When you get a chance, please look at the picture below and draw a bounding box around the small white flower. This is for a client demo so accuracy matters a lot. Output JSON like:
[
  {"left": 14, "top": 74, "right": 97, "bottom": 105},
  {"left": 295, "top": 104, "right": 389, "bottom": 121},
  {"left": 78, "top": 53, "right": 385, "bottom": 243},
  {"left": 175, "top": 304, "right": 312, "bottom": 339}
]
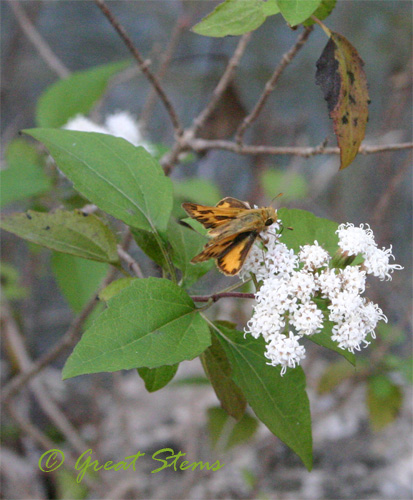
[
  {"left": 240, "top": 243, "right": 270, "bottom": 281},
  {"left": 316, "top": 269, "right": 341, "bottom": 299},
  {"left": 63, "top": 115, "right": 108, "bottom": 134},
  {"left": 328, "top": 291, "right": 364, "bottom": 323},
  {"left": 331, "top": 318, "right": 369, "bottom": 352},
  {"left": 299, "top": 241, "right": 331, "bottom": 270},
  {"left": 290, "top": 301, "right": 324, "bottom": 336},
  {"left": 245, "top": 305, "right": 285, "bottom": 341},
  {"left": 330, "top": 298, "right": 386, "bottom": 352},
  {"left": 337, "top": 223, "right": 377, "bottom": 255},
  {"left": 363, "top": 245, "right": 404, "bottom": 281},
  {"left": 266, "top": 240, "right": 299, "bottom": 276},
  {"left": 240, "top": 235, "right": 297, "bottom": 282},
  {"left": 264, "top": 332, "right": 306, "bottom": 375},
  {"left": 255, "top": 276, "right": 296, "bottom": 313},
  {"left": 358, "top": 301, "right": 387, "bottom": 334},
  {"left": 64, "top": 111, "right": 155, "bottom": 152},
  {"left": 104, "top": 111, "right": 145, "bottom": 148},
  {"left": 288, "top": 270, "right": 318, "bottom": 302},
  {"left": 339, "top": 266, "right": 366, "bottom": 294}
]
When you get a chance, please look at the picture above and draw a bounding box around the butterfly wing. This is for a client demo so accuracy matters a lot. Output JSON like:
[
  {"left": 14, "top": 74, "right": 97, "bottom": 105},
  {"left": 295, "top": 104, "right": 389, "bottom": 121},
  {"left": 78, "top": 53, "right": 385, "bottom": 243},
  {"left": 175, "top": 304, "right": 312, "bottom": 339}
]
[
  {"left": 217, "top": 231, "right": 258, "bottom": 275},
  {"left": 182, "top": 202, "right": 245, "bottom": 230},
  {"left": 192, "top": 230, "right": 258, "bottom": 275},
  {"left": 216, "top": 197, "right": 251, "bottom": 209}
]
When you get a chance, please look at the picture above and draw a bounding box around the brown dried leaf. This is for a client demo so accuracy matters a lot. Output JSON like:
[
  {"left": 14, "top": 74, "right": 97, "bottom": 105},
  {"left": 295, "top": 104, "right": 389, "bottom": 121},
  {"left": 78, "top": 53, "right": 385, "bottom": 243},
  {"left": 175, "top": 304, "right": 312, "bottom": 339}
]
[{"left": 316, "top": 32, "right": 370, "bottom": 169}]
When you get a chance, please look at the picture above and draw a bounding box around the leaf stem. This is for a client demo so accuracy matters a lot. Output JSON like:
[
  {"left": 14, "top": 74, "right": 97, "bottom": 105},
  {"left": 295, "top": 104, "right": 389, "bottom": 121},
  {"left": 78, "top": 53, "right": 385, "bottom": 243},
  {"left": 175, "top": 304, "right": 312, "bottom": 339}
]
[
  {"left": 311, "top": 16, "right": 332, "bottom": 37},
  {"left": 192, "top": 292, "right": 255, "bottom": 303},
  {"left": 200, "top": 313, "right": 236, "bottom": 346},
  {"left": 152, "top": 230, "right": 178, "bottom": 284}
]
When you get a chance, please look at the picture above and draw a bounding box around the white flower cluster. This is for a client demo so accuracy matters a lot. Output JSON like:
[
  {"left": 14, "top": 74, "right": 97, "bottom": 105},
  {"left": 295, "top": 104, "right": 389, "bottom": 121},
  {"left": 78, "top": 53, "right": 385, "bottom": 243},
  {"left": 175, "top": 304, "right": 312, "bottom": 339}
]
[
  {"left": 64, "top": 111, "right": 155, "bottom": 153},
  {"left": 243, "top": 223, "right": 402, "bottom": 375},
  {"left": 337, "top": 223, "right": 403, "bottom": 280}
]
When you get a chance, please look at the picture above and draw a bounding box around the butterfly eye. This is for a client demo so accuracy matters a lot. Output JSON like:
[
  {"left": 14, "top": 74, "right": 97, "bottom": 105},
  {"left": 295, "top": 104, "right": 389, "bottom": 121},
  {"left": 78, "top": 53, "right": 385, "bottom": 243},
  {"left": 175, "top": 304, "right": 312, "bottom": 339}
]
[{"left": 265, "top": 218, "right": 273, "bottom": 226}]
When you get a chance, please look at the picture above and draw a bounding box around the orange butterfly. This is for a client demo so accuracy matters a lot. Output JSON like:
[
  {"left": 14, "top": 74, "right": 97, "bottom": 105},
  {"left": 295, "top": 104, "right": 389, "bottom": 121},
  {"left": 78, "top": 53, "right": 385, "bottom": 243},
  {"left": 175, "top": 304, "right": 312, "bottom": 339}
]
[{"left": 182, "top": 197, "right": 278, "bottom": 276}]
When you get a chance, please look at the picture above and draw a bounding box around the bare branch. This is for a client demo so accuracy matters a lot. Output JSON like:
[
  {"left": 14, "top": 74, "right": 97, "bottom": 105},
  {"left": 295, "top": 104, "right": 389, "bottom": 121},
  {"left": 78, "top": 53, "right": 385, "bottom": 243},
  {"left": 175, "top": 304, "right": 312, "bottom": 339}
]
[
  {"left": 7, "top": 0, "right": 70, "bottom": 78},
  {"left": 94, "top": 0, "right": 183, "bottom": 136},
  {"left": 373, "top": 151, "right": 412, "bottom": 225},
  {"left": 235, "top": 26, "right": 313, "bottom": 144},
  {"left": 117, "top": 245, "right": 144, "bottom": 278},
  {"left": 187, "top": 137, "right": 413, "bottom": 157},
  {"left": 159, "top": 32, "right": 251, "bottom": 174},
  {"left": 192, "top": 292, "right": 255, "bottom": 303},
  {"left": 1, "top": 300, "right": 89, "bottom": 455},
  {"left": 140, "top": 17, "right": 188, "bottom": 130},
  {"left": 192, "top": 32, "right": 252, "bottom": 136},
  {"left": 4, "top": 400, "right": 101, "bottom": 491},
  {"left": 1, "top": 266, "right": 117, "bottom": 404}
]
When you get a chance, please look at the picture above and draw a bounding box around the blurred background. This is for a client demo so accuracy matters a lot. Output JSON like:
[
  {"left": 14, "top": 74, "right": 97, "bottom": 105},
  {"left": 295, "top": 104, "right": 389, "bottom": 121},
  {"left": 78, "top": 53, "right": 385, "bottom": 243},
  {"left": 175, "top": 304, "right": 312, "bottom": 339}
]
[{"left": 1, "top": 1, "right": 412, "bottom": 499}]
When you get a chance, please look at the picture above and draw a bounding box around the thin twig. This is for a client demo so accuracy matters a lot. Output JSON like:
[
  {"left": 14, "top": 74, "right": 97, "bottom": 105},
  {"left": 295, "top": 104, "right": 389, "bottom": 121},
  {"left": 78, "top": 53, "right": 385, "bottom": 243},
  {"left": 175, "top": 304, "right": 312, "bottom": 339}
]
[
  {"left": 187, "top": 138, "right": 413, "bottom": 157},
  {"left": 1, "top": 300, "right": 89, "bottom": 455},
  {"left": 140, "top": 17, "right": 187, "bottom": 130},
  {"left": 160, "top": 139, "right": 186, "bottom": 175},
  {"left": 373, "top": 151, "right": 412, "bottom": 225},
  {"left": 94, "top": 0, "right": 183, "bottom": 136},
  {"left": 235, "top": 26, "right": 313, "bottom": 144},
  {"left": 192, "top": 292, "right": 255, "bottom": 303},
  {"left": 7, "top": 0, "right": 70, "bottom": 78},
  {"left": 117, "top": 245, "right": 144, "bottom": 278},
  {"left": 1, "top": 266, "right": 117, "bottom": 404},
  {"left": 191, "top": 32, "right": 252, "bottom": 136},
  {"left": 5, "top": 401, "right": 101, "bottom": 491}
]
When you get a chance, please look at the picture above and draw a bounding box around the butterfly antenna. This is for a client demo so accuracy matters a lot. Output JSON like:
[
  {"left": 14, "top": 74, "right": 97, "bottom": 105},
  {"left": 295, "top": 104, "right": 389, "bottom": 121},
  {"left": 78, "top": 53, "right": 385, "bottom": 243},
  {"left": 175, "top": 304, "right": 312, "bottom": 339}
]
[{"left": 270, "top": 193, "right": 284, "bottom": 207}]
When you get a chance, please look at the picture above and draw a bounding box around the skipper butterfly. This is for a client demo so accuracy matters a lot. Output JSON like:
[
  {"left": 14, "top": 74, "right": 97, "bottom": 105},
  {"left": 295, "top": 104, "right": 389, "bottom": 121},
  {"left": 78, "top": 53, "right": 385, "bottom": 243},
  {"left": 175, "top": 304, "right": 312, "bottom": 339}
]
[{"left": 182, "top": 197, "right": 278, "bottom": 276}]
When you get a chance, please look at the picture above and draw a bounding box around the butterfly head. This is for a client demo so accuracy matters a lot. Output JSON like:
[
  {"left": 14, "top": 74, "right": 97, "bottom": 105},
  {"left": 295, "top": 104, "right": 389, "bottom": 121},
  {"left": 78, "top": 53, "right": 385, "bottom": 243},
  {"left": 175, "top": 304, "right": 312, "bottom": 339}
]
[{"left": 262, "top": 207, "right": 278, "bottom": 228}]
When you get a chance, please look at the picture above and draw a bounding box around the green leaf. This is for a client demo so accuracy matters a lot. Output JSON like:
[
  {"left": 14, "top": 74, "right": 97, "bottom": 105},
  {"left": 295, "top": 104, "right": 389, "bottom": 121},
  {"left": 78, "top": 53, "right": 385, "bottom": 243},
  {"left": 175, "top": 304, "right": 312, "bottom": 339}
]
[
  {"left": 168, "top": 219, "right": 214, "bottom": 287},
  {"left": 36, "top": 61, "right": 129, "bottom": 128},
  {"left": 0, "top": 210, "right": 120, "bottom": 264},
  {"left": 1, "top": 139, "right": 51, "bottom": 207},
  {"left": 132, "top": 218, "right": 214, "bottom": 285},
  {"left": 277, "top": 0, "right": 321, "bottom": 26},
  {"left": 278, "top": 208, "right": 339, "bottom": 256},
  {"left": 201, "top": 334, "right": 247, "bottom": 420},
  {"left": 316, "top": 31, "right": 370, "bottom": 169},
  {"left": 172, "top": 176, "right": 222, "bottom": 220},
  {"left": 24, "top": 129, "right": 173, "bottom": 233},
  {"left": 262, "top": 0, "right": 281, "bottom": 17},
  {"left": 99, "top": 278, "right": 136, "bottom": 301},
  {"left": 56, "top": 469, "right": 88, "bottom": 500},
  {"left": 367, "top": 375, "right": 402, "bottom": 431},
  {"left": 131, "top": 227, "right": 167, "bottom": 268},
  {"left": 173, "top": 178, "right": 221, "bottom": 207},
  {"left": 260, "top": 169, "right": 308, "bottom": 202},
  {"left": 137, "top": 364, "right": 179, "bottom": 392},
  {"left": 207, "top": 407, "right": 258, "bottom": 451},
  {"left": 398, "top": 357, "right": 413, "bottom": 384},
  {"left": 62, "top": 278, "right": 211, "bottom": 379},
  {"left": 310, "top": 320, "right": 356, "bottom": 365},
  {"left": 171, "top": 375, "right": 210, "bottom": 386},
  {"left": 192, "top": 0, "right": 267, "bottom": 37},
  {"left": 51, "top": 252, "right": 108, "bottom": 313},
  {"left": 317, "top": 359, "right": 358, "bottom": 393},
  {"left": 376, "top": 322, "right": 405, "bottom": 345},
  {"left": 213, "top": 323, "right": 312, "bottom": 470},
  {"left": 0, "top": 262, "right": 27, "bottom": 300},
  {"left": 303, "top": 0, "right": 337, "bottom": 25}
]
